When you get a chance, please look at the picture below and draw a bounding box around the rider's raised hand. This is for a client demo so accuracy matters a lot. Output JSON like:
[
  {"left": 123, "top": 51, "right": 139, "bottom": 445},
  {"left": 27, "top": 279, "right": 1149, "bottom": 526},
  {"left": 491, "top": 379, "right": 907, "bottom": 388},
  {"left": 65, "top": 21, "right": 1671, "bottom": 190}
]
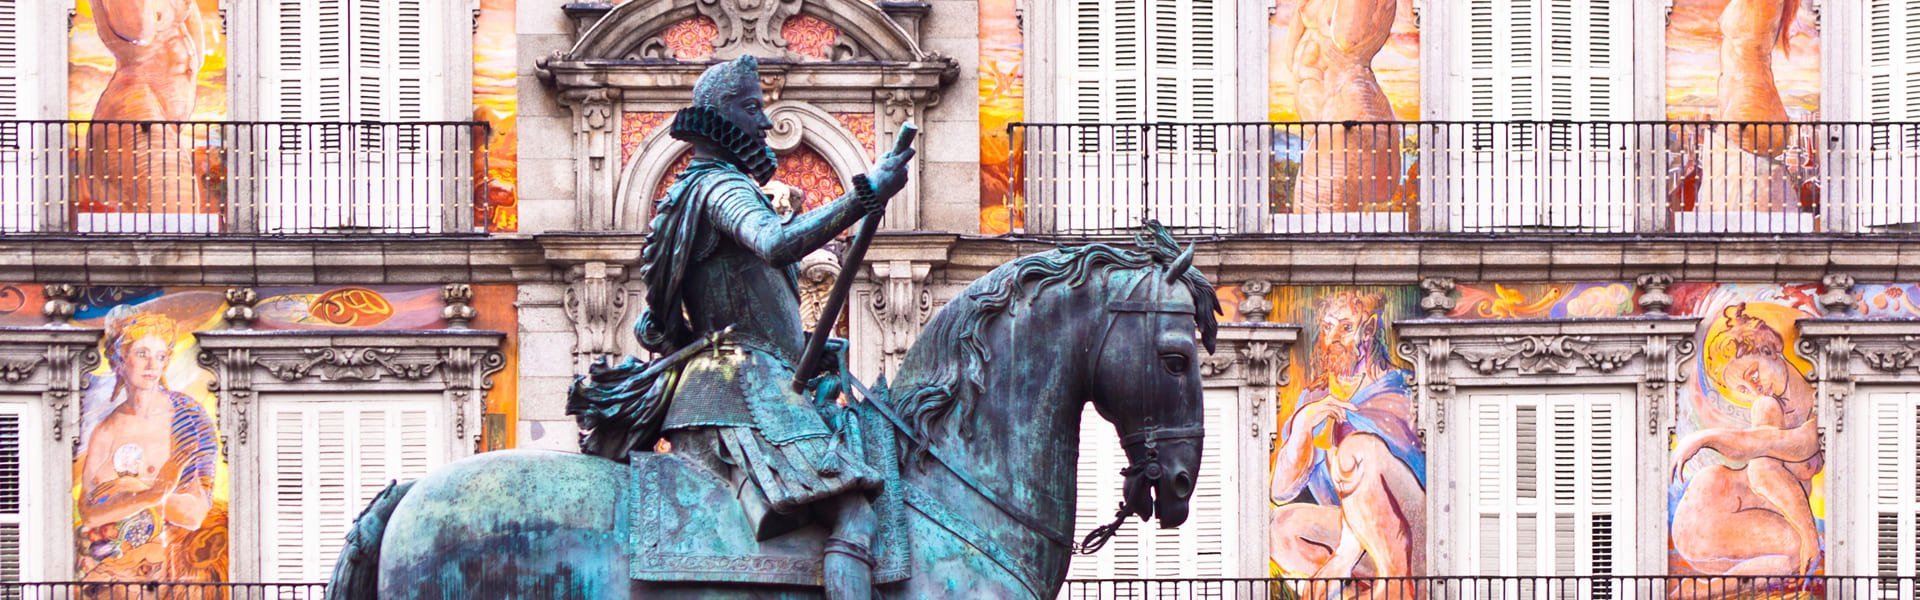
[{"left": 861, "top": 148, "right": 915, "bottom": 213}]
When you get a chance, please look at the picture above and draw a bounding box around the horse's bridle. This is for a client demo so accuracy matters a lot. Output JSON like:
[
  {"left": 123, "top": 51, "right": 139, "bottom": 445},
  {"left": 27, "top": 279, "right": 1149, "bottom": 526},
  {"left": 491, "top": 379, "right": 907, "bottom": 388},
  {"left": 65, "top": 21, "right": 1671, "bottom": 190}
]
[{"left": 1076, "top": 265, "right": 1204, "bottom": 554}]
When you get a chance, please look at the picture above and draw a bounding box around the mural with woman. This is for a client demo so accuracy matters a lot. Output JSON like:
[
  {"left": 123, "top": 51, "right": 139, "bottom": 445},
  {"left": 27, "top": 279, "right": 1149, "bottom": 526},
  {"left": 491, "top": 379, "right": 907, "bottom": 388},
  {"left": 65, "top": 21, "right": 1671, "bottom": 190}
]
[
  {"left": 75, "top": 307, "right": 223, "bottom": 582},
  {"left": 1268, "top": 289, "right": 1426, "bottom": 589},
  {"left": 1668, "top": 288, "right": 1825, "bottom": 584}
]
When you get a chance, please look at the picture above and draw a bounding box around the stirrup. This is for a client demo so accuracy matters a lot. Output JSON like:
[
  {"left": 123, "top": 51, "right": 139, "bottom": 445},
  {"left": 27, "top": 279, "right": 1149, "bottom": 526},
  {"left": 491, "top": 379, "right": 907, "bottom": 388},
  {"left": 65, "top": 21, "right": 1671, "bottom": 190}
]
[{"left": 823, "top": 538, "right": 875, "bottom": 568}]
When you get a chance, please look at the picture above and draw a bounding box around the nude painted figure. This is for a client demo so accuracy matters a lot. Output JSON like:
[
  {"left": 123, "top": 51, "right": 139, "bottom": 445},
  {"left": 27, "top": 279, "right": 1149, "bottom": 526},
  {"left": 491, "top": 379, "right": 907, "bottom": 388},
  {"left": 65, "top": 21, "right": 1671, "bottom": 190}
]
[
  {"left": 1695, "top": 0, "right": 1807, "bottom": 213},
  {"left": 80, "top": 0, "right": 209, "bottom": 214},
  {"left": 1280, "top": 0, "right": 1403, "bottom": 214},
  {"left": 75, "top": 309, "right": 218, "bottom": 582},
  {"left": 1670, "top": 304, "right": 1823, "bottom": 585},
  {"left": 1269, "top": 292, "right": 1425, "bottom": 598}
]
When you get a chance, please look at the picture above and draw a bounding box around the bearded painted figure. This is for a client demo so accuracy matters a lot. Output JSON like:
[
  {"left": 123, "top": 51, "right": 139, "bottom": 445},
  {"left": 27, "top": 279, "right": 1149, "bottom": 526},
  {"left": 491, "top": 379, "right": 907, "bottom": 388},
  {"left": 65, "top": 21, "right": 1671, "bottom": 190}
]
[{"left": 1270, "top": 291, "right": 1425, "bottom": 582}]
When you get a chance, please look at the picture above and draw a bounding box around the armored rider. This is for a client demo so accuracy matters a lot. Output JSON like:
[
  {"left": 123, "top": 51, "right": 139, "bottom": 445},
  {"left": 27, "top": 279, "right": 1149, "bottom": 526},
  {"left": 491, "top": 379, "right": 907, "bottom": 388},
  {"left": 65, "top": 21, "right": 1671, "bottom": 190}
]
[{"left": 571, "top": 56, "right": 914, "bottom": 599}]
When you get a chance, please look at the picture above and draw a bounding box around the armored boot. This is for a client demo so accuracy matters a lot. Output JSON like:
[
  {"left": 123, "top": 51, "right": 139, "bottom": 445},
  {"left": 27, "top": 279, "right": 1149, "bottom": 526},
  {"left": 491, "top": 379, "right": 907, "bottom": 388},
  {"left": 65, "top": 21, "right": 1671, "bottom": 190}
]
[{"left": 823, "top": 538, "right": 875, "bottom": 600}]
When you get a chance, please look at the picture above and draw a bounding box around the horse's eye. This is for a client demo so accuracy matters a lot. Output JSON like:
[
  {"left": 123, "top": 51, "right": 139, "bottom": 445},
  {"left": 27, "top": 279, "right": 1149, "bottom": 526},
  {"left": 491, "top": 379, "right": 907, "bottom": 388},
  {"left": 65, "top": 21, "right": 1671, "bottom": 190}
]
[{"left": 1161, "top": 353, "right": 1189, "bottom": 375}]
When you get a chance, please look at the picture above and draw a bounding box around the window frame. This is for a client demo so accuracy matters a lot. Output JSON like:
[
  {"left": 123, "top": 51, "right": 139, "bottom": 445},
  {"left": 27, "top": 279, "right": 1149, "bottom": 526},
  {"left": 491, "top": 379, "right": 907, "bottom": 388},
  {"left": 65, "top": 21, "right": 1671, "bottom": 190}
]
[
  {"left": 256, "top": 391, "right": 451, "bottom": 580},
  {"left": 1397, "top": 316, "right": 1697, "bottom": 577},
  {"left": 0, "top": 325, "right": 103, "bottom": 580},
  {"left": 1799, "top": 319, "right": 1920, "bottom": 575},
  {"left": 195, "top": 329, "right": 506, "bottom": 581},
  {"left": 1452, "top": 386, "right": 1636, "bottom": 579}
]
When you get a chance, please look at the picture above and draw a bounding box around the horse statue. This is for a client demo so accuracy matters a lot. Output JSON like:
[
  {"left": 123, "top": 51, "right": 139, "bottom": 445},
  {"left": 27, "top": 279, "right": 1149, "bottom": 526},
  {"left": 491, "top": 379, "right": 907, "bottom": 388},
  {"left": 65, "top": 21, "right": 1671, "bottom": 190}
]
[{"left": 322, "top": 227, "right": 1221, "bottom": 599}]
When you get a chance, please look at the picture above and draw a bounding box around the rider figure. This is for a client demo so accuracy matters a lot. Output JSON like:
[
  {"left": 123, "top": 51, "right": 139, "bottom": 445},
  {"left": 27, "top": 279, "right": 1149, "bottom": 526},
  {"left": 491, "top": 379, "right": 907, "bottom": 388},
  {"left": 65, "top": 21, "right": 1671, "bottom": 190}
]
[{"left": 619, "top": 55, "right": 914, "bottom": 599}]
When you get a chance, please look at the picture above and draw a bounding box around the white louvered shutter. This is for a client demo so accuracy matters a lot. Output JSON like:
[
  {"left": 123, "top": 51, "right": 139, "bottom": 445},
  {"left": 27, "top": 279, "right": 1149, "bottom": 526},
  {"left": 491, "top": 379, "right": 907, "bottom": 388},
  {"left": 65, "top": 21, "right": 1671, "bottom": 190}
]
[
  {"left": 1466, "top": 391, "right": 1629, "bottom": 598},
  {"left": 348, "top": 0, "right": 450, "bottom": 231},
  {"left": 259, "top": 0, "right": 350, "bottom": 233},
  {"left": 0, "top": 0, "right": 40, "bottom": 232},
  {"left": 1865, "top": 390, "right": 1920, "bottom": 583},
  {"left": 259, "top": 0, "right": 451, "bottom": 233},
  {"left": 1038, "top": 0, "right": 1147, "bottom": 234},
  {"left": 1450, "top": 0, "right": 1632, "bottom": 231},
  {"left": 262, "top": 396, "right": 447, "bottom": 581},
  {"left": 0, "top": 406, "right": 27, "bottom": 582},
  {"left": 1067, "top": 389, "right": 1239, "bottom": 598},
  {"left": 1854, "top": 1, "right": 1920, "bottom": 230}
]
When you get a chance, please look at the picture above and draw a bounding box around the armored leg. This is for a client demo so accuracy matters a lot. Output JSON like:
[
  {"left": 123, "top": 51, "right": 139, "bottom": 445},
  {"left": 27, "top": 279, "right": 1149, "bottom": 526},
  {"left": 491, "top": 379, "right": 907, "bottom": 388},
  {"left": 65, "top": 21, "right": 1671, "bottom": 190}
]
[{"left": 823, "top": 492, "right": 877, "bottom": 600}]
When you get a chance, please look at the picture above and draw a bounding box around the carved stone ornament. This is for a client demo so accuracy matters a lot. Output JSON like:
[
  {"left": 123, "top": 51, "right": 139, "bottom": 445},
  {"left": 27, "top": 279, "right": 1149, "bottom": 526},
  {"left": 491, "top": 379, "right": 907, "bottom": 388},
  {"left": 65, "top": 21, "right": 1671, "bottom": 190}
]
[
  {"left": 223, "top": 287, "right": 259, "bottom": 329},
  {"left": 43, "top": 283, "right": 77, "bottom": 323},
  {"left": 1397, "top": 318, "right": 1700, "bottom": 436},
  {"left": 1818, "top": 273, "right": 1857, "bottom": 316},
  {"left": 1418, "top": 277, "right": 1456, "bottom": 318},
  {"left": 1451, "top": 335, "right": 1643, "bottom": 376},
  {"left": 1793, "top": 319, "right": 1920, "bottom": 436},
  {"left": 0, "top": 327, "right": 104, "bottom": 443},
  {"left": 866, "top": 259, "right": 932, "bottom": 374},
  {"left": 443, "top": 284, "right": 478, "bottom": 329},
  {"left": 1210, "top": 324, "right": 1299, "bottom": 439},
  {"left": 196, "top": 330, "right": 507, "bottom": 447},
  {"left": 258, "top": 347, "right": 443, "bottom": 383},
  {"left": 1635, "top": 272, "right": 1674, "bottom": 316},
  {"left": 797, "top": 249, "right": 843, "bottom": 333},
  {"left": 0, "top": 355, "right": 43, "bottom": 383},
  {"left": 699, "top": 0, "right": 804, "bottom": 59},
  {"left": 564, "top": 262, "right": 632, "bottom": 370},
  {"left": 1236, "top": 279, "right": 1273, "bottom": 322}
]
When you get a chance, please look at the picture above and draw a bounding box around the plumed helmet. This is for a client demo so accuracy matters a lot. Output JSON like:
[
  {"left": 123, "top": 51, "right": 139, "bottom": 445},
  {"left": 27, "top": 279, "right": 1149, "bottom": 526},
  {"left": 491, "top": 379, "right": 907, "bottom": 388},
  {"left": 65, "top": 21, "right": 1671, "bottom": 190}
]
[{"left": 691, "top": 56, "right": 760, "bottom": 110}]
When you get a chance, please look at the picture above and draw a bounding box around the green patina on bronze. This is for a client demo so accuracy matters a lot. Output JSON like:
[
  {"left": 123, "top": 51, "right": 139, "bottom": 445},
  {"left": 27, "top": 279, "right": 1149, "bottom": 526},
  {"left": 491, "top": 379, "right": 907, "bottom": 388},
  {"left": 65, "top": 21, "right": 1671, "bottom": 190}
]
[{"left": 324, "top": 56, "right": 1220, "bottom": 600}]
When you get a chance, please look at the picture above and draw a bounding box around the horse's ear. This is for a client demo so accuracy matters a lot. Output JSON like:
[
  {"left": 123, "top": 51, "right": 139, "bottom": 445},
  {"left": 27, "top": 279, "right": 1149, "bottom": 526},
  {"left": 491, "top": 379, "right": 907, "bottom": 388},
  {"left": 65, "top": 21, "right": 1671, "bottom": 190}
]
[{"left": 1165, "top": 244, "right": 1195, "bottom": 284}]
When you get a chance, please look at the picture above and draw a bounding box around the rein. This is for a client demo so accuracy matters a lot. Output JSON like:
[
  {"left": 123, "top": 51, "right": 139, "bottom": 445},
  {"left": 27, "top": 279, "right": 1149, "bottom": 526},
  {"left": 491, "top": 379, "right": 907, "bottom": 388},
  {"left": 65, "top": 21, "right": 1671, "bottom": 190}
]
[{"left": 1075, "top": 267, "right": 1204, "bottom": 555}]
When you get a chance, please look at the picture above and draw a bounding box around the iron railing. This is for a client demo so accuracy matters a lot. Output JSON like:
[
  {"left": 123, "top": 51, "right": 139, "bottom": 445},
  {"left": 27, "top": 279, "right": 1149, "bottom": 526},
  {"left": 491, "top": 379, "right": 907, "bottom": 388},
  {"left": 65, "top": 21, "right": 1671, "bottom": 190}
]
[
  {"left": 0, "top": 582, "right": 325, "bottom": 599},
  {"left": 1062, "top": 576, "right": 1920, "bottom": 599},
  {"left": 0, "top": 120, "right": 490, "bottom": 236},
  {"left": 1011, "top": 121, "right": 1920, "bottom": 237},
  {"left": 7, "top": 578, "right": 1920, "bottom": 599}
]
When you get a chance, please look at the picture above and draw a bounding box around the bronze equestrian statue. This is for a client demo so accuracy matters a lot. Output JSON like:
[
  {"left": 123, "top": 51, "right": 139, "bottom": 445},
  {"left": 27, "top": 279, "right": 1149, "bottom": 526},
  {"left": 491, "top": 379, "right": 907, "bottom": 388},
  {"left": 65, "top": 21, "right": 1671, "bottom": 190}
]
[{"left": 325, "top": 56, "right": 1221, "bottom": 599}]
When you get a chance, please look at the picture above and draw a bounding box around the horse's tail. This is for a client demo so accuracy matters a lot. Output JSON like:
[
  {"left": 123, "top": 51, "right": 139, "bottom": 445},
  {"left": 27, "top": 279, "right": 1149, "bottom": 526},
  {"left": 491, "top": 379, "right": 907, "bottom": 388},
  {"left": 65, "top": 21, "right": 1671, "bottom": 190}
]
[{"left": 325, "top": 480, "right": 416, "bottom": 600}]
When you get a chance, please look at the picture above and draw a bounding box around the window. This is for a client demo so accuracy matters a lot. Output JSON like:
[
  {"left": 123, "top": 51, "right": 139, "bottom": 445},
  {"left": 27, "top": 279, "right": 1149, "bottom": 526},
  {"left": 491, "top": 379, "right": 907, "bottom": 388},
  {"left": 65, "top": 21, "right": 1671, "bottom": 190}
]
[
  {"left": 1862, "top": 389, "right": 1920, "bottom": 581},
  {"left": 1448, "top": 0, "right": 1633, "bottom": 231},
  {"left": 1040, "top": 0, "right": 1238, "bottom": 234},
  {"left": 260, "top": 395, "right": 448, "bottom": 580},
  {"left": 0, "top": 0, "right": 43, "bottom": 232},
  {"left": 1068, "top": 388, "right": 1238, "bottom": 598},
  {"left": 1460, "top": 390, "right": 1630, "bottom": 595},
  {"left": 257, "top": 0, "right": 455, "bottom": 233},
  {"left": 0, "top": 401, "right": 36, "bottom": 583},
  {"left": 1853, "top": 0, "right": 1920, "bottom": 229}
]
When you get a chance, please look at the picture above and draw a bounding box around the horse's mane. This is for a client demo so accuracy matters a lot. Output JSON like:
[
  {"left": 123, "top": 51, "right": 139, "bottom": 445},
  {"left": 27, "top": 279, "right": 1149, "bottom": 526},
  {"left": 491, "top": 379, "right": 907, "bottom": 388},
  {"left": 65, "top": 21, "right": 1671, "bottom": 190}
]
[{"left": 886, "top": 225, "right": 1219, "bottom": 453}]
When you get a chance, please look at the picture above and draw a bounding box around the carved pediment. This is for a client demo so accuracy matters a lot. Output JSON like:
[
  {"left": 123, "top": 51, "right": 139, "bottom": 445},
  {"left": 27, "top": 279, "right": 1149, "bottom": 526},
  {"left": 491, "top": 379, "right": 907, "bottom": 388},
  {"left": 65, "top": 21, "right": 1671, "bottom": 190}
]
[
  {"left": 554, "top": 0, "right": 947, "bottom": 67},
  {"left": 1796, "top": 320, "right": 1920, "bottom": 433},
  {"left": 1397, "top": 317, "right": 1700, "bottom": 437}
]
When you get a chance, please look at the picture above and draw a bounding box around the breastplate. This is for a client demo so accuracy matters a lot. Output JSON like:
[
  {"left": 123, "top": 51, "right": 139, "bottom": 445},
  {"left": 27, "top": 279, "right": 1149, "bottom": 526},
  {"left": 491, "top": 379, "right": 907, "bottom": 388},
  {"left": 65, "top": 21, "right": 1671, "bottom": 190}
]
[{"left": 680, "top": 240, "right": 808, "bottom": 362}]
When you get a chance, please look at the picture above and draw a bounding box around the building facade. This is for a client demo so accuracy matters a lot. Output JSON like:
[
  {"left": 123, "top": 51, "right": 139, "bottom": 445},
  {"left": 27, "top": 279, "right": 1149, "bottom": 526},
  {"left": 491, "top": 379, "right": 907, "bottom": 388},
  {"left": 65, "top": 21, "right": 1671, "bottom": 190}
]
[{"left": 0, "top": 0, "right": 1918, "bottom": 592}]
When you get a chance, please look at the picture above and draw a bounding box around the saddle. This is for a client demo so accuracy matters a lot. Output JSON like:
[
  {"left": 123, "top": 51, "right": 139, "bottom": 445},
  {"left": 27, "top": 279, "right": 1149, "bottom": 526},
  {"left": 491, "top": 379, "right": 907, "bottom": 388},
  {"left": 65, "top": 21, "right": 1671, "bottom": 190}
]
[{"left": 626, "top": 395, "right": 912, "bottom": 586}]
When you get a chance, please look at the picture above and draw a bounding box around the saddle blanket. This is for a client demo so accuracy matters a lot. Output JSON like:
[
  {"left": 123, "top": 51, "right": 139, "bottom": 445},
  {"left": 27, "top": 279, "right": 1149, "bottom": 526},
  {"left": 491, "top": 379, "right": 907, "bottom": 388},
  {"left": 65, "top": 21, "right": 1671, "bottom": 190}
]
[{"left": 628, "top": 399, "right": 911, "bottom": 585}]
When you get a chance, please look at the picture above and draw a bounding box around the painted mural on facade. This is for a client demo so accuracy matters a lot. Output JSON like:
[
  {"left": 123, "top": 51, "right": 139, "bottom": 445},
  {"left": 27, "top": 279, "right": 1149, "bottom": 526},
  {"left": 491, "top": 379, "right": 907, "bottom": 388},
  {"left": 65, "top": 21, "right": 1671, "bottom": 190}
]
[
  {"left": 0, "top": 284, "right": 516, "bottom": 582},
  {"left": 1268, "top": 0, "right": 1420, "bottom": 221},
  {"left": 67, "top": 0, "right": 227, "bottom": 222},
  {"left": 1668, "top": 283, "right": 1825, "bottom": 580},
  {"left": 68, "top": 0, "right": 520, "bottom": 231},
  {"left": 475, "top": 0, "right": 521, "bottom": 232},
  {"left": 1254, "top": 286, "right": 1426, "bottom": 585},
  {"left": 1448, "top": 281, "right": 1829, "bottom": 583},
  {"left": 1666, "top": 0, "right": 1822, "bottom": 219},
  {"left": 978, "top": 0, "right": 1024, "bottom": 234}
]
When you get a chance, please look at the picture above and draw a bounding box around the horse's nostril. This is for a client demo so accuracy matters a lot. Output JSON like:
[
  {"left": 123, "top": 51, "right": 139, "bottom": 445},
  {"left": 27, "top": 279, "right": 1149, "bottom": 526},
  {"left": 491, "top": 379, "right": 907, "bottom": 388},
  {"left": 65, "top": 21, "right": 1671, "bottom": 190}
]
[{"left": 1171, "top": 472, "right": 1194, "bottom": 498}]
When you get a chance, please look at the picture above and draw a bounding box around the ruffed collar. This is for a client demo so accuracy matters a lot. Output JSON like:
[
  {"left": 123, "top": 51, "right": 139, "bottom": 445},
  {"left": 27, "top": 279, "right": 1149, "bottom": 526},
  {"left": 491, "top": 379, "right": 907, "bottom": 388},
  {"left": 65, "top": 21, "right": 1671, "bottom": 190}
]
[{"left": 669, "top": 106, "right": 778, "bottom": 185}]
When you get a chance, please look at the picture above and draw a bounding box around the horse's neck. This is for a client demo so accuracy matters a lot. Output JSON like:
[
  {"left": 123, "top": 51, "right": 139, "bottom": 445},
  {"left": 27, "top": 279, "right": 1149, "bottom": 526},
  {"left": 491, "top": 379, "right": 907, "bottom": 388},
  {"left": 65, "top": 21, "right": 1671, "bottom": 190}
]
[{"left": 896, "top": 304, "right": 1089, "bottom": 590}]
